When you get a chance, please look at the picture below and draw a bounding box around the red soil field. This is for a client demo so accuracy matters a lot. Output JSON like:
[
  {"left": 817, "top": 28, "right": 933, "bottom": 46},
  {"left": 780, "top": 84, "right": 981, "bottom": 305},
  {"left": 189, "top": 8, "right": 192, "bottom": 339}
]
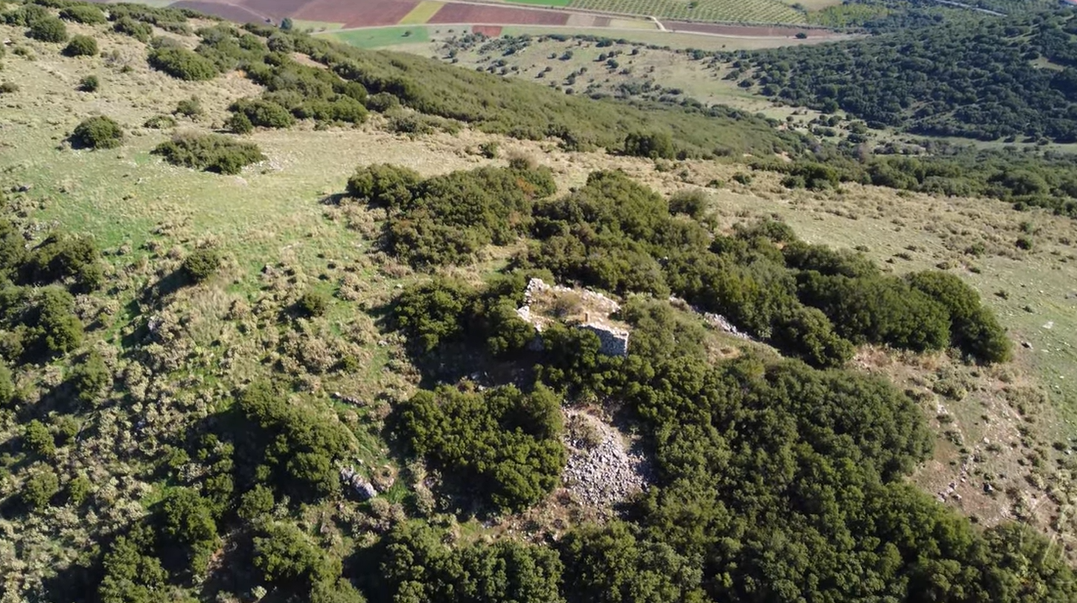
[
  {"left": 295, "top": 0, "right": 418, "bottom": 27},
  {"left": 238, "top": 0, "right": 313, "bottom": 19},
  {"left": 661, "top": 21, "right": 827, "bottom": 37},
  {"left": 428, "top": 3, "right": 570, "bottom": 25},
  {"left": 472, "top": 25, "right": 503, "bottom": 36},
  {"left": 170, "top": 1, "right": 268, "bottom": 22}
]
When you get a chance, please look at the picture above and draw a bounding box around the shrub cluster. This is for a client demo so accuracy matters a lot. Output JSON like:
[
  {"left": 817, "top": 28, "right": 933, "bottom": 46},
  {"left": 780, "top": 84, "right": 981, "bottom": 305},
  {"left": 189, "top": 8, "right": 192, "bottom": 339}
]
[
  {"left": 348, "top": 164, "right": 555, "bottom": 267},
  {"left": 59, "top": 5, "right": 106, "bottom": 25},
  {"left": 148, "top": 43, "right": 218, "bottom": 81},
  {"left": 395, "top": 384, "right": 565, "bottom": 512},
  {"left": 27, "top": 16, "right": 68, "bottom": 43},
  {"left": 112, "top": 16, "right": 152, "bottom": 42},
  {"left": 152, "top": 133, "right": 264, "bottom": 174},
  {"left": 234, "top": 381, "right": 353, "bottom": 502},
  {"left": 63, "top": 34, "right": 98, "bottom": 57},
  {"left": 70, "top": 116, "right": 123, "bottom": 150}
]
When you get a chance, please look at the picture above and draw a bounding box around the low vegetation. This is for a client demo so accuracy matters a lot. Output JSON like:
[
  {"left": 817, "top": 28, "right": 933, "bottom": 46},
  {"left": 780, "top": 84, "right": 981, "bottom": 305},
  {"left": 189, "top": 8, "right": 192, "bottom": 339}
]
[
  {"left": 0, "top": 3, "right": 1074, "bottom": 603},
  {"left": 152, "top": 133, "right": 264, "bottom": 174}
]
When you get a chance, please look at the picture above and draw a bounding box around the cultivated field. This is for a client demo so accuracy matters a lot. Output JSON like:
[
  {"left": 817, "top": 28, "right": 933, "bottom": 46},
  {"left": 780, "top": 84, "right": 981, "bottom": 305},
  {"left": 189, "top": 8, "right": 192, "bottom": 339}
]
[{"left": 569, "top": 0, "right": 806, "bottom": 24}]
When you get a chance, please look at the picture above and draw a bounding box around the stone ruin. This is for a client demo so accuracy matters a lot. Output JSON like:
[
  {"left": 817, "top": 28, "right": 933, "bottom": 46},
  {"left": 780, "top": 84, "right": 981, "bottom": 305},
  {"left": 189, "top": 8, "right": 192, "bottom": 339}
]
[
  {"left": 340, "top": 465, "right": 377, "bottom": 500},
  {"left": 515, "top": 278, "right": 630, "bottom": 357}
]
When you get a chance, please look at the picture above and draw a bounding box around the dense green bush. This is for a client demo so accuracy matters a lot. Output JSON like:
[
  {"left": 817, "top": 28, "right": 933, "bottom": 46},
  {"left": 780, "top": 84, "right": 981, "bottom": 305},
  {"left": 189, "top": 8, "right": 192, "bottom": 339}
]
[
  {"left": 799, "top": 272, "right": 952, "bottom": 352},
  {"left": 235, "top": 381, "right": 353, "bottom": 502},
  {"left": 559, "top": 521, "right": 704, "bottom": 603},
  {"left": 395, "top": 384, "right": 565, "bottom": 512},
  {"left": 174, "top": 96, "right": 203, "bottom": 119},
  {"left": 22, "top": 468, "right": 60, "bottom": 510},
  {"left": 622, "top": 130, "right": 676, "bottom": 159},
  {"left": 181, "top": 248, "right": 221, "bottom": 282},
  {"left": 379, "top": 522, "right": 564, "bottom": 603},
  {"left": 297, "top": 290, "right": 330, "bottom": 317},
  {"left": 63, "top": 35, "right": 98, "bottom": 57},
  {"left": 29, "top": 286, "right": 84, "bottom": 358},
  {"left": 70, "top": 116, "right": 123, "bottom": 150},
  {"left": 148, "top": 45, "right": 218, "bottom": 81},
  {"left": 59, "top": 5, "right": 106, "bottom": 24},
  {"left": 152, "top": 133, "right": 264, "bottom": 174},
  {"left": 667, "top": 188, "right": 708, "bottom": 219},
  {"left": 24, "top": 231, "right": 104, "bottom": 291},
  {"left": 0, "top": 82, "right": 18, "bottom": 94},
  {"left": 112, "top": 16, "right": 153, "bottom": 43},
  {"left": 157, "top": 487, "right": 218, "bottom": 574},
  {"left": 393, "top": 277, "right": 475, "bottom": 353},
  {"left": 905, "top": 271, "right": 1012, "bottom": 363},
  {"left": 23, "top": 420, "right": 55, "bottom": 457},
  {"left": 69, "top": 350, "right": 110, "bottom": 406},
  {"left": 385, "top": 165, "right": 555, "bottom": 267},
  {"left": 228, "top": 98, "right": 294, "bottom": 128},
  {"left": 346, "top": 164, "right": 422, "bottom": 209},
  {"left": 27, "top": 16, "right": 68, "bottom": 43},
  {"left": 253, "top": 522, "right": 337, "bottom": 588}
]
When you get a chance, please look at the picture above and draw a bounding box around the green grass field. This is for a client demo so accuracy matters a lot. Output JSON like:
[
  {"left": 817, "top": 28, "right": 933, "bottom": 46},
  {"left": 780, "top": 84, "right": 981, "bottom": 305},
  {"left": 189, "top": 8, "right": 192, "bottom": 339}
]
[{"left": 328, "top": 26, "right": 433, "bottom": 48}]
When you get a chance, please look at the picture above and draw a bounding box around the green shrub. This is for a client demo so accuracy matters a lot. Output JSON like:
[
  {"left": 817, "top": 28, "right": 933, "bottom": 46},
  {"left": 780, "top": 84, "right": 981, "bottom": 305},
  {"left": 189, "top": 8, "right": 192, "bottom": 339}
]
[
  {"left": 24, "top": 231, "right": 104, "bottom": 291},
  {"left": 22, "top": 469, "right": 60, "bottom": 510},
  {"left": 238, "top": 485, "right": 274, "bottom": 520},
  {"left": 623, "top": 130, "right": 675, "bottom": 159},
  {"left": 905, "top": 271, "right": 1011, "bottom": 363},
  {"left": 59, "top": 6, "right": 106, "bottom": 25},
  {"left": 174, "top": 96, "right": 203, "bottom": 118},
  {"left": 0, "top": 82, "right": 18, "bottom": 94},
  {"left": 27, "top": 16, "right": 68, "bottom": 43},
  {"left": 236, "top": 381, "right": 353, "bottom": 501},
  {"left": 181, "top": 248, "right": 221, "bottom": 283},
  {"left": 152, "top": 133, "right": 265, "bottom": 174},
  {"left": 668, "top": 188, "right": 708, "bottom": 218},
  {"left": 346, "top": 163, "right": 421, "bottom": 209},
  {"left": 253, "top": 522, "right": 336, "bottom": 587},
  {"left": 395, "top": 384, "right": 565, "bottom": 512},
  {"left": 112, "top": 17, "right": 152, "bottom": 43},
  {"left": 66, "top": 475, "right": 92, "bottom": 505},
  {"left": 393, "top": 277, "right": 476, "bottom": 352},
  {"left": 23, "top": 420, "right": 55, "bottom": 456},
  {"left": 229, "top": 98, "right": 294, "bottom": 128},
  {"left": 143, "top": 114, "right": 176, "bottom": 129},
  {"left": 297, "top": 290, "right": 330, "bottom": 317},
  {"left": 157, "top": 487, "right": 218, "bottom": 575},
  {"left": 63, "top": 35, "right": 98, "bottom": 57},
  {"left": 32, "top": 286, "right": 84, "bottom": 357},
  {"left": 226, "top": 112, "right": 253, "bottom": 134},
  {"left": 0, "top": 363, "right": 14, "bottom": 407},
  {"left": 480, "top": 141, "right": 499, "bottom": 159},
  {"left": 78, "top": 74, "right": 99, "bottom": 92},
  {"left": 70, "top": 351, "right": 110, "bottom": 406},
  {"left": 70, "top": 116, "right": 123, "bottom": 150},
  {"left": 148, "top": 45, "right": 218, "bottom": 81}
]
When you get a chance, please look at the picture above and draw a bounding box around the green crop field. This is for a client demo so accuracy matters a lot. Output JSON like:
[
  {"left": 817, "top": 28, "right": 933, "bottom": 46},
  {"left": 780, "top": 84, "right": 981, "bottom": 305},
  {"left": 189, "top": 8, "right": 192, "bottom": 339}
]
[
  {"left": 568, "top": 0, "right": 806, "bottom": 24},
  {"left": 328, "top": 26, "right": 432, "bottom": 48}
]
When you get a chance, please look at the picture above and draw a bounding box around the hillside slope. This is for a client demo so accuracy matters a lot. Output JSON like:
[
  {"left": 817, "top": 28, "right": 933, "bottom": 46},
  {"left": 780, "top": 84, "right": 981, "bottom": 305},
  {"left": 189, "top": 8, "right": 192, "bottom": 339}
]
[
  {"left": 0, "top": 3, "right": 1077, "bottom": 603},
  {"left": 729, "top": 10, "right": 1077, "bottom": 142}
]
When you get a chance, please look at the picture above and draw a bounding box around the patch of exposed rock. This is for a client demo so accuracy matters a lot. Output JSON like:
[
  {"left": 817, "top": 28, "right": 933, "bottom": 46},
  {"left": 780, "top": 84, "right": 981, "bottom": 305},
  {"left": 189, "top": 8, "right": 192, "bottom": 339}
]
[
  {"left": 516, "top": 278, "right": 630, "bottom": 356},
  {"left": 562, "top": 412, "right": 650, "bottom": 508}
]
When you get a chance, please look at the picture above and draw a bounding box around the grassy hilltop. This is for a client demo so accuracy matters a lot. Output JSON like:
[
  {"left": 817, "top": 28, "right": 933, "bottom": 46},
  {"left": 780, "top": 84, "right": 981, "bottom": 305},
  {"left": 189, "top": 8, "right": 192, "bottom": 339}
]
[{"left": 1, "top": 2, "right": 1077, "bottom": 603}]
